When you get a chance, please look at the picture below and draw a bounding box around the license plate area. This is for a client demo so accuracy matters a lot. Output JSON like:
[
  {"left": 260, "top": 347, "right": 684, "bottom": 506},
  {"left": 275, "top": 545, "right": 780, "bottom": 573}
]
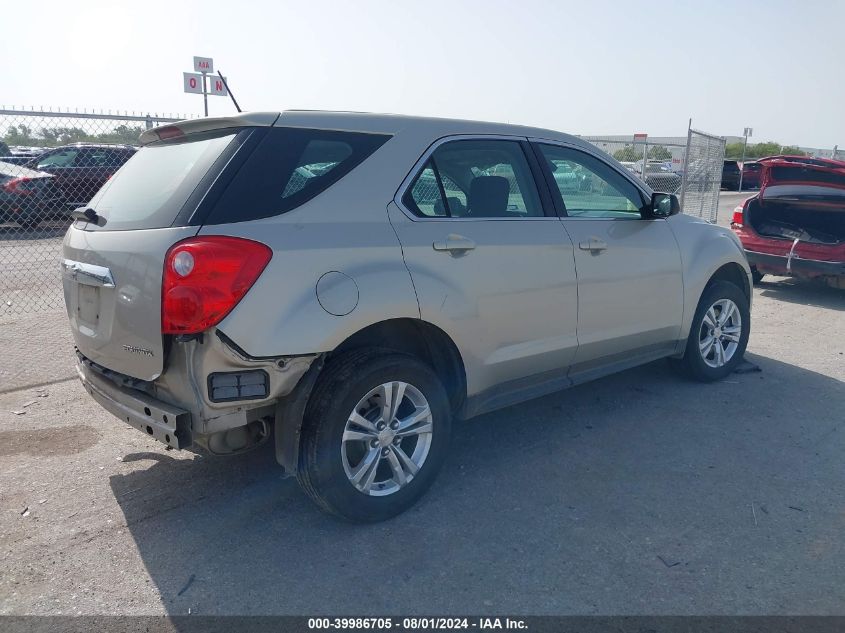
[{"left": 77, "top": 284, "right": 100, "bottom": 325}]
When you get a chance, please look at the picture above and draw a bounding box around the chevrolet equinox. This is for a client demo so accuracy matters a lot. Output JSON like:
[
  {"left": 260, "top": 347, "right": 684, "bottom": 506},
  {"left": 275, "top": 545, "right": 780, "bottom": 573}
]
[{"left": 63, "top": 111, "right": 752, "bottom": 521}]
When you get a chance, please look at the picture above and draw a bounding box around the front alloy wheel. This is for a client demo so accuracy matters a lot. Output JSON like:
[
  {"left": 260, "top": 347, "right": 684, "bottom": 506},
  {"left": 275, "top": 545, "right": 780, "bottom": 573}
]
[
  {"left": 698, "top": 298, "right": 742, "bottom": 368},
  {"left": 677, "top": 280, "right": 750, "bottom": 382}
]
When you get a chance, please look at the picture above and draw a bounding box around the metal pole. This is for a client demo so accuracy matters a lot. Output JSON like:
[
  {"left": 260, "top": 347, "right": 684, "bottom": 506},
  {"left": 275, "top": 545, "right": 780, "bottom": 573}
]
[
  {"left": 738, "top": 130, "right": 748, "bottom": 191},
  {"left": 217, "top": 71, "right": 242, "bottom": 113},
  {"left": 202, "top": 73, "right": 209, "bottom": 117},
  {"left": 642, "top": 138, "right": 649, "bottom": 182},
  {"left": 680, "top": 118, "right": 692, "bottom": 210}
]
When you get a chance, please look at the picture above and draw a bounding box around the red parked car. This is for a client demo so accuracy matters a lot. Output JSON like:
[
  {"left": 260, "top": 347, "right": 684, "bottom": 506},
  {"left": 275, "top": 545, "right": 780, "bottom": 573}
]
[{"left": 730, "top": 156, "right": 845, "bottom": 288}]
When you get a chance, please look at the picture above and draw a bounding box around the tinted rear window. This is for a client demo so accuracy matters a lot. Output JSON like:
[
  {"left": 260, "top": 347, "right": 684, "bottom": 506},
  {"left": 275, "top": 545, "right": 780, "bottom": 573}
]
[
  {"left": 203, "top": 127, "right": 391, "bottom": 225},
  {"left": 770, "top": 165, "right": 845, "bottom": 187},
  {"left": 86, "top": 129, "right": 239, "bottom": 231}
]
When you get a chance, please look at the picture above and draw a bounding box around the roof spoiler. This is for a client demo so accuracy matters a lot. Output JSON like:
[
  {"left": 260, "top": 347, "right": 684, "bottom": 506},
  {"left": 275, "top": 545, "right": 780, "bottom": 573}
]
[{"left": 139, "top": 111, "right": 281, "bottom": 145}]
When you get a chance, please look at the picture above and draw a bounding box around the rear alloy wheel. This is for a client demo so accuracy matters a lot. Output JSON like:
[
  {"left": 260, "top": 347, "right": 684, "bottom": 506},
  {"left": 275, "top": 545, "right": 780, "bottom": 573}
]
[
  {"left": 677, "top": 281, "right": 750, "bottom": 381},
  {"left": 297, "top": 350, "right": 451, "bottom": 522},
  {"left": 341, "top": 381, "right": 434, "bottom": 497}
]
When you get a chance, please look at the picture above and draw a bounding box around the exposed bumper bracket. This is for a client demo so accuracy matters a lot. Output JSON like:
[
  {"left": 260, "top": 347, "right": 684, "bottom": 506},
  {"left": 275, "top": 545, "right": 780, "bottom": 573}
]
[{"left": 77, "top": 359, "right": 193, "bottom": 449}]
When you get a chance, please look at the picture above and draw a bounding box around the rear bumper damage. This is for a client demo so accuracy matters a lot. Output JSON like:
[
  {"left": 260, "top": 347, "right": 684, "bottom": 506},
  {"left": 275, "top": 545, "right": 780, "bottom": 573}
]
[
  {"left": 77, "top": 357, "right": 193, "bottom": 449},
  {"left": 745, "top": 249, "right": 845, "bottom": 282},
  {"left": 75, "top": 330, "right": 320, "bottom": 454}
]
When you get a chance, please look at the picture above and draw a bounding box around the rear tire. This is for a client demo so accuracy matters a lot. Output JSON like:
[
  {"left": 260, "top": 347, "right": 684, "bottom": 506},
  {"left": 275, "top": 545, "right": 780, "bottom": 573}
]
[
  {"left": 751, "top": 268, "right": 765, "bottom": 284},
  {"left": 676, "top": 281, "right": 750, "bottom": 382},
  {"left": 297, "top": 349, "right": 451, "bottom": 522}
]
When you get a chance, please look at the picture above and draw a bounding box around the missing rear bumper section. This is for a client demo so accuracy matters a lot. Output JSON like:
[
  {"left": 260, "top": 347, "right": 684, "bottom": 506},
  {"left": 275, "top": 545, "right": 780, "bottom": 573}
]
[{"left": 76, "top": 358, "right": 192, "bottom": 449}]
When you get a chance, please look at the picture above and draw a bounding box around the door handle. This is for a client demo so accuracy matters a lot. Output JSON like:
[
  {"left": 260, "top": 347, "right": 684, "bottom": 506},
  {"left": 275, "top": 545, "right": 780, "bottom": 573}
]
[
  {"left": 578, "top": 237, "right": 608, "bottom": 252},
  {"left": 433, "top": 234, "right": 476, "bottom": 253}
]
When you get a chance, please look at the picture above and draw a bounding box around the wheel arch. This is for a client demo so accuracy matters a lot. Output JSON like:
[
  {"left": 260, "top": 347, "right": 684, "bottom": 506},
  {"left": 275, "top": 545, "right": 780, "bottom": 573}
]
[
  {"left": 333, "top": 318, "right": 467, "bottom": 415},
  {"left": 707, "top": 261, "right": 751, "bottom": 301},
  {"left": 274, "top": 318, "right": 467, "bottom": 474},
  {"left": 675, "top": 259, "right": 753, "bottom": 357}
]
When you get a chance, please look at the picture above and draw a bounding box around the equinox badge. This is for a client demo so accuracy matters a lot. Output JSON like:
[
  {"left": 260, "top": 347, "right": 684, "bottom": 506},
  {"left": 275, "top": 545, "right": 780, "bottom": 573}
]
[{"left": 123, "top": 344, "right": 154, "bottom": 357}]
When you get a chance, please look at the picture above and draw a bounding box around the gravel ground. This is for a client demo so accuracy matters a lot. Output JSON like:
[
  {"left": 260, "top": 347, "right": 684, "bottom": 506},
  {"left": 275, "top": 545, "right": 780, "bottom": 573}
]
[{"left": 0, "top": 193, "right": 843, "bottom": 615}]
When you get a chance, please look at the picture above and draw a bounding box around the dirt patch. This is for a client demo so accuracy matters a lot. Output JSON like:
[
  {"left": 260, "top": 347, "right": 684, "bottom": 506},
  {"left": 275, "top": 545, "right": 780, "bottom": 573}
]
[{"left": 0, "top": 425, "right": 99, "bottom": 457}]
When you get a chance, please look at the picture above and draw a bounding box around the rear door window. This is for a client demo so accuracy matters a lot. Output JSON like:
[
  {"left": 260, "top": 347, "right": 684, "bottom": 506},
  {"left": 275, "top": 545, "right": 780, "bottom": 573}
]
[
  {"left": 204, "top": 127, "right": 391, "bottom": 225},
  {"left": 404, "top": 139, "right": 543, "bottom": 218}
]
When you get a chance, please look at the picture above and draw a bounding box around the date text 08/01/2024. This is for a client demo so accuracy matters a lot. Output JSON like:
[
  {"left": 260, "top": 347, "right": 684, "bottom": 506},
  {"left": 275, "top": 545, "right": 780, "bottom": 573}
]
[{"left": 307, "top": 617, "right": 528, "bottom": 630}]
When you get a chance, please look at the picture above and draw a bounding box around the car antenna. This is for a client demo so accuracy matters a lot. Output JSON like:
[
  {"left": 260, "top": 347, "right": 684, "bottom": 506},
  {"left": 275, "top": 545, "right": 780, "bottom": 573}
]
[{"left": 217, "top": 71, "right": 242, "bottom": 113}]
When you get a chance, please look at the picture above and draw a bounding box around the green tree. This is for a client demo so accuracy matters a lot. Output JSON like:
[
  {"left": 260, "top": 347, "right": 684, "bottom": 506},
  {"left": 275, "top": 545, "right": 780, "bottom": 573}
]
[
  {"left": 39, "top": 126, "right": 92, "bottom": 145},
  {"left": 648, "top": 145, "right": 671, "bottom": 160},
  {"left": 3, "top": 124, "right": 38, "bottom": 146},
  {"left": 613, "top": 145, "right": 640, "bottom": 162},
  {"left": 91, "top": 124, "right": 144, "bottom": 144},
  {"left": 724, "top": 141, "right": 807, "bottom": 160}
]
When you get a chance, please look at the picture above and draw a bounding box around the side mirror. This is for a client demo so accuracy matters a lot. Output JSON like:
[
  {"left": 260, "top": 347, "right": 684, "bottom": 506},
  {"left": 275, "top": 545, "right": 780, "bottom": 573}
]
[{"left": 649, "top": 192, "right": 680, "bottom": 218}]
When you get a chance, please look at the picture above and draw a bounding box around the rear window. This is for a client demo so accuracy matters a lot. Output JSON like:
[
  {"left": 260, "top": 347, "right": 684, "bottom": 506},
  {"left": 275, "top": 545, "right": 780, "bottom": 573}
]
[
  {"left": 769, "top": 165, "right": 845, "bottom": 188},
  {"left": 87, "top": 129, "right": 240, "bottom": 231},
  {"left": 203, "top": 127, "right": 391, "bottom": 225}
]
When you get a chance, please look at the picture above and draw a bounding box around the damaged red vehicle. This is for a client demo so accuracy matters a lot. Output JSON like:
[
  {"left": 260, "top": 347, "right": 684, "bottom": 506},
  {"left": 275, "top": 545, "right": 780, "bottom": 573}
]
[{"left": 730, "top": 156, "right": 845, "bottom": 289}]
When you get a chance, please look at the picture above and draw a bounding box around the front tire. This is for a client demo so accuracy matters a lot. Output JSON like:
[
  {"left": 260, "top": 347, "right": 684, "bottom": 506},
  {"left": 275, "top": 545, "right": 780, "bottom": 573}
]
[
  {"left": 297, "top": 349, "right": 451, "bottom": 522},
  {"left": 677, "top": 281, "right": 750, "bottom": 382}
]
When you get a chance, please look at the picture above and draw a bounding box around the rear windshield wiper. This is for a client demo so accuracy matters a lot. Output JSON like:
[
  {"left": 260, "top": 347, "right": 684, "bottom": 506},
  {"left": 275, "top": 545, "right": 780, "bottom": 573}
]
[{"left": 71, "top": 207, "right": 104, "bottom": 225}]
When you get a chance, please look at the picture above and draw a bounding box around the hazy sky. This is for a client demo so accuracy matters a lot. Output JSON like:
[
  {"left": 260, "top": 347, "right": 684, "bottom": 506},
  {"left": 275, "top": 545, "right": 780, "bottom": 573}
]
[{"left": 2, "top": 0, "right": 842, "bottom": 148}]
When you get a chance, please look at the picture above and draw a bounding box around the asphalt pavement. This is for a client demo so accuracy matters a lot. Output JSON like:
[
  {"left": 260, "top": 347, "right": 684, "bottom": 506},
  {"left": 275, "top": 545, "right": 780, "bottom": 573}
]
[{"left": 1, "top": 190, "right": 843, "bottom": 616}]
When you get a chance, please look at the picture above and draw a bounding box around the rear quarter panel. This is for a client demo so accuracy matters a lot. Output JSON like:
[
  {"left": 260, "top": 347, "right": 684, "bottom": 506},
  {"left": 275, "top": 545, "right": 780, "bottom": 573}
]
[{"left": 202, "top": 131, "right": 433, "bottom": 357}]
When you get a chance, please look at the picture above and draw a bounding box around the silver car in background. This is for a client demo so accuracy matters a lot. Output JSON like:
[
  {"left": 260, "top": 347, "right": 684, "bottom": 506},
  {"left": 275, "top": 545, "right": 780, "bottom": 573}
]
[{"left": 62, "top": 111, "right": 752, "bottom": 521}]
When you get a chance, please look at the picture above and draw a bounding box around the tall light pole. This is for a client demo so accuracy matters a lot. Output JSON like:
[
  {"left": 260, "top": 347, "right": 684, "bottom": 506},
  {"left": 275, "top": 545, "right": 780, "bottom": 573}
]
[{"left": 738, "top": 127, "right": 752, "bottom": 191}]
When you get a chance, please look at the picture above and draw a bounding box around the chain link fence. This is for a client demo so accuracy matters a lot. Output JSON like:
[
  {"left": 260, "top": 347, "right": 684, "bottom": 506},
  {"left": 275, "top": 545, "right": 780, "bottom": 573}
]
[
  {"left": 0, "top": 108, "right": 189, "bottom": 319},
  {"left": 582, "top": 128, "right": 726, "bottom": 223},
  {"left": 680, "top": 128, "right": 728, "bottom": 223},
  {"left": 0, "top": 108, "right": 725, "bottom": 319}
]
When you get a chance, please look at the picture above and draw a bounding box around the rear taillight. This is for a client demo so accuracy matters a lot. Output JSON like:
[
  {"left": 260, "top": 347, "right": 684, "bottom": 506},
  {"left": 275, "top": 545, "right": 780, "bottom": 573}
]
[
  {"left": 155, "top": 126, "right": 184, "bottom": 141},
  {"left": 2, "top": 177, "right": 35, "bottom": 196},
  {"left": 730, "top": 205, "right": 745, "bottom": 228},
  {"left": 162, "top": 236, "right": 272, "bottom": 335}
]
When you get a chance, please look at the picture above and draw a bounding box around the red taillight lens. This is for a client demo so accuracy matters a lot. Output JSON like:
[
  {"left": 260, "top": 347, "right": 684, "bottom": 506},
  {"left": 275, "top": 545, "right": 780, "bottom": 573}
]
[
  {"left": 162, "top": 236, "right": 272, "bottom": 334},
  {"left": 730, "top": 205, "right": 744, "bottom": 228},
  {"left": 2, "top": 177, "right": 34, "bottom": 196}
]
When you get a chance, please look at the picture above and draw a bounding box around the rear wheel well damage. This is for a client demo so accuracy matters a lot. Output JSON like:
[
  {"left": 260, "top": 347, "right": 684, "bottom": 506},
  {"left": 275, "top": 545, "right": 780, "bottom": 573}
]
[{"left": 273, "top": 318, "right": 466, "bottom": 474}]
